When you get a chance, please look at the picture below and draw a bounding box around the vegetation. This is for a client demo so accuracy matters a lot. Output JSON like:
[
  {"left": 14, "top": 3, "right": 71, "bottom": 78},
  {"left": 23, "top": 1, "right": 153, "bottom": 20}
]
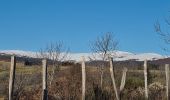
[{"left": 0, "top": 60, "right": 168, "bottom": 100}]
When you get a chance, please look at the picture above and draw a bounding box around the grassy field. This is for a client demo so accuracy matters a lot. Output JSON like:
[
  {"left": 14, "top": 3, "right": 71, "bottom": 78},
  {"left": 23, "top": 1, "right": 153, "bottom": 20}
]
[{"left": 0, "top": 61, "right": 167, "bottom": 100}]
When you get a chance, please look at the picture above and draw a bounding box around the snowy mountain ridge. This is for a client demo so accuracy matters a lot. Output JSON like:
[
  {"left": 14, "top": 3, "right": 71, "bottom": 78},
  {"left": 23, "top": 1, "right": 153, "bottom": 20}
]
[{"left": 0, "top": 50, "right": 165, "bottom": 61}]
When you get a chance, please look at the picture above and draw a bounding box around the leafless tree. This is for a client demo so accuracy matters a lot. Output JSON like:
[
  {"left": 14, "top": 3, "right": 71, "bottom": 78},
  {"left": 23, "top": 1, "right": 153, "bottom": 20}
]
[
  {"left": 90, "top": 32, "right": 118, "bottom": 61},
  {"left": 38, "top": 42, "right": 69, "bottom": 87},
  {"left": 155, "top": 14, "right": 170, "bottom": 52},
  {"left": 90, "top": 32, "right": 118, "bottom": 88}
]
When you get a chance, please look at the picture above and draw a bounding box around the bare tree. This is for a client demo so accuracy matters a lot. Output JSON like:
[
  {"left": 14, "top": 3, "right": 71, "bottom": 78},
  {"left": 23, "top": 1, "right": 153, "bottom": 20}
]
[
  {"left": 90, "top": 32, "right": 118, "bottom": 61},
  {"left": 38, "top": 42, "right": 69, "bottom": 87},
  {"left": 155, "top": 14, "right": 170, "bottom": 52},
  {"left": 90, "top": 32, "right": 118, "bottom": 88}
]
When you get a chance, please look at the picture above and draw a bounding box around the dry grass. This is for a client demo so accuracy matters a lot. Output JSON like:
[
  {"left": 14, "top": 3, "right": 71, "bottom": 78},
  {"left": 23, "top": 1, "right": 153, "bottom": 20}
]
[{"left": 0, "top": 61, "right": 168, "bottom": 100}]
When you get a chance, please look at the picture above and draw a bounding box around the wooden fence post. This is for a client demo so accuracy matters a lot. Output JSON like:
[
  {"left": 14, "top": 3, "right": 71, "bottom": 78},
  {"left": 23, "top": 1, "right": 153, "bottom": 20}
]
[
  {"left": 120, "top": 67, "right": 128, "bottom": 98},
  {"left": 100, "top": 65, "right": 104, "bottom": 89},
  {"left": 119, "top": 67, "right": 127, "bottom": 100},
  {"left": 100, "top": 69, "right": 103, "bottom": 89},
  {"left": 165, "top": 64, "right": 170, "bottom": 100},
  {"left": 81, "top": 56, "right": 86, "bottom": 100},
  {"left": 109, "top": 57, "right": 119, "bottom": 100},
  {"left": 144, "top": 60, "right": 148, "bottom": 99},
  {"left": 42, "top": 59, "right": 48, "bottom": 100},
  {"left": 9, "top": 56, "right": 16, "bottom": 100}
]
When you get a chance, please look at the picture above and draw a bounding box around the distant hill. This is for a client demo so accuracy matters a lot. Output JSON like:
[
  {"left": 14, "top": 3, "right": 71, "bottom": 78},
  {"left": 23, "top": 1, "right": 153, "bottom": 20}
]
[
  {"left": 0, "top": 50, "right": 169, "bottom": 69},
  {"left": 0, "top": 50, "right": 165, "bottom": 61}
]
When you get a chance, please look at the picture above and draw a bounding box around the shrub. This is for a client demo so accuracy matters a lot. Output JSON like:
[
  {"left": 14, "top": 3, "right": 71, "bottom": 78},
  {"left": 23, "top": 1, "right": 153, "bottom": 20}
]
[{"left": 125, "top": 77, "right": 144, "bottom": 89}]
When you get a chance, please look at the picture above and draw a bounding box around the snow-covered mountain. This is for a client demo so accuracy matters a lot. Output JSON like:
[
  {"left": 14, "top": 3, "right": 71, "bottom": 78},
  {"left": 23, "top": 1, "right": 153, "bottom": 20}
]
[
  {"left": 0, "top": 50, "right": 37, "bottom": 58},
  {"left": 67, "top": 51, "right": 164, "bottom": 61},
  {"left": 0, "top": 50, "right": 165, "bottom": 61}
]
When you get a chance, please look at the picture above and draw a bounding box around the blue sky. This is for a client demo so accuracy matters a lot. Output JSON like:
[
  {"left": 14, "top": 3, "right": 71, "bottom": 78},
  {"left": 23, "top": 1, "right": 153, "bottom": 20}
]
[{"left": 0, "top": 0, "right": 170, "bottom": 54}]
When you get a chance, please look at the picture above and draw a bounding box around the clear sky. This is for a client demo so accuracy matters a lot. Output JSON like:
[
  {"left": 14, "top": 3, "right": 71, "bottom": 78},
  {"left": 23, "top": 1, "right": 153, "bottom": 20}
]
[{"left": 0, "top": 0, "right": 170, "bottom": 54}]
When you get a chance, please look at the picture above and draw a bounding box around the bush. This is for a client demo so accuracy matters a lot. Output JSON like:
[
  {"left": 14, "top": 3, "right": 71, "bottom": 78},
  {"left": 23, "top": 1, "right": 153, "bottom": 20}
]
[
  {"left": 125, "top": 77, "right": 144, "bottom": 89},
  {"left": 24, "top": 60, "right": 33, "bottom": 66}
]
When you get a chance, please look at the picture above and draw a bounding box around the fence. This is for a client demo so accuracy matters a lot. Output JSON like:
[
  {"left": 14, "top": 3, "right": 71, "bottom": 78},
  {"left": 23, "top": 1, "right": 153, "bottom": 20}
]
[{"left": 6, "top": 56, "right": 170, "bottom": 100}]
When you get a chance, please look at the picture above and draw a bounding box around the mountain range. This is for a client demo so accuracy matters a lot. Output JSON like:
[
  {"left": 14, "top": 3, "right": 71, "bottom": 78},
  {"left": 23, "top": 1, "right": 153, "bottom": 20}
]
[{"left": 0, "top": 50, "right": 166, "bottom": 61}]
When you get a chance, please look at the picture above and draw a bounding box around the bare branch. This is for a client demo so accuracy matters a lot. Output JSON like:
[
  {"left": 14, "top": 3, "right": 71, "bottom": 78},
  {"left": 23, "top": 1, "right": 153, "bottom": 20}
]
[
  {"left": 90, "top": 32, "right": 119, "bottom": 88},
  {"left": 165, "top": 16, "right": 170, "bottom": 26},
  {"left": 90, "top": 32, "right": 118, "bottom": 61},
  {"left": 155, "top": 17, "right": 170, "bottom": 45},
  {"left": 38, "top": 42, "right": 69, "bottom": 87}
]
